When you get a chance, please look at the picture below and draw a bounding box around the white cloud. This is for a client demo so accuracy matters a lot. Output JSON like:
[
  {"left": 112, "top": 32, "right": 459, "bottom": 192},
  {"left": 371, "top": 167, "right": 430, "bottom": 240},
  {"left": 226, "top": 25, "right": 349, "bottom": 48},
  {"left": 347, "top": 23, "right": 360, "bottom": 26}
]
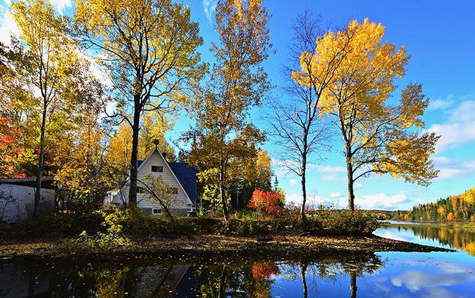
[
  {"left": 50, "top": 0, "right": 71, "bottom": 13},
  {"left": 428, "top": 96, "right": 454, "bottom": 111},
  {"left": 391, "top": 269, "right": 473, "bottom": 293},
  {"left": 0, "top": 9, "right": 19, "bottom": 45},
  {"left": 428, "top": 100, "right": 475, "bottom": 151},
  {"left": 202, "top": 0, "right": 218, "bottom": 23},
  {"left": 284, "top": 191, "right": 345, "bottom": 209},
  {"left": 358, "top": 193, "right": 408, "bottom": 210},
  {"left": 0, "top": 0, "right": 72, "bottom": 45},
  {"left": 79, "top": 50, "right": 113, "bottom": 88},
  {"left": 329, "top": 192, "right": 342, "bottom": 198},
  {"left": 433, "top": 156, "right": 475, "bottom": 180},
  {"left": 313, "top": 164, "right": 346, "bottom": 181},
  {"left": 272, "top": 159, "right": 297, "bottom": 179}
]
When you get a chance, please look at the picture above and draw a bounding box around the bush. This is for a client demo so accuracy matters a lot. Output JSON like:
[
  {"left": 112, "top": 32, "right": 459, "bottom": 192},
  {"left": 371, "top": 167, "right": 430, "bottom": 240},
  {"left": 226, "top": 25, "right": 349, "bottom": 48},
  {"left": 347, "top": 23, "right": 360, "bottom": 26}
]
[
  {"left": 0, "top": 206, "right": 380, "bottom": 244},
  {"left": 248, "top": 189, "right": 284, "bottom": 215},
  {"left": 305, "top": 210, "right": 380, "bottom": 236},
  {"left": 0, "top": 211, "right": 104, "bottom": 241},
  {"left": 99, "top": 206, "right": 199, "bottom": 239},
  {"left": 61, "top": 230, "right": 133, "bottom": 252}
]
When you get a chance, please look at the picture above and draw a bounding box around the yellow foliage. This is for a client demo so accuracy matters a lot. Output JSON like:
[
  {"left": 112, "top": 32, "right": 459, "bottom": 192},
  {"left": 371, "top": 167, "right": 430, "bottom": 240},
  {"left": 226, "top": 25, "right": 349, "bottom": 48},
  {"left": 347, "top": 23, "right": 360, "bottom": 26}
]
[
  {"left": 290, "top": 18, "right": 438, "bottom": 197},
  {"left": 465, "top": 242, "right": 475, "bottom": 256},
  {"left": 75, "top": 0, "right": 203, "bottom": 91},
  {"left": 105, "top": 112, "right": 174, "bottom": 180},
  {"left": 437, "top": 206, "right": 446, "bottom": 216},
  {"left": 461, "top": 188, "right": 475, "bottom": 204},
  {"left": 293, "top": 19, "right": 407, "bottom": 115},
  {"left": 374, "top": 132, "right": 439, "bottom": 184},
  {"left": 13, "top": 0, "right": 79, "bottom": 85}
]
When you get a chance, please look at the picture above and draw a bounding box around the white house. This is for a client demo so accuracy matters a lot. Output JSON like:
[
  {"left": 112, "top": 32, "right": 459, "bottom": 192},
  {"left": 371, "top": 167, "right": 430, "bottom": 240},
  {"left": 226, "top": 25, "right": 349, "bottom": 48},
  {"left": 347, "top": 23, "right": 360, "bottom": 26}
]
[
  {"left": 105, "top": 149, "right": 198, "bottom": 215},
  {"left": 0, "top": 178, "right": 55, "bottom": 223}
]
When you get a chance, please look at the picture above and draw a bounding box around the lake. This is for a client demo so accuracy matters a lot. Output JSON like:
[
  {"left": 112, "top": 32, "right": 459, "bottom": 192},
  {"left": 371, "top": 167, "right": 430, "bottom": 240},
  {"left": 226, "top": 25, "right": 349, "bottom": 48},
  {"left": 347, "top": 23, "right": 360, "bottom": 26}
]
[{"left": 1, "top": 223, "right": 474, "bottom": 297}]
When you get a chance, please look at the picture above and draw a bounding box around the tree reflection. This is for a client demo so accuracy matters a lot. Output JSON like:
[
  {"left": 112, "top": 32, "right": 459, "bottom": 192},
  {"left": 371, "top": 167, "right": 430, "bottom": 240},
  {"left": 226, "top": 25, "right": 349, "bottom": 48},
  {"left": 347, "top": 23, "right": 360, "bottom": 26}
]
[
  {"left": 0, "top": 253, "right": 382, "bottom": 297},
  {"left": 395, "top": 223, "right": 475, "bottom": 255}
]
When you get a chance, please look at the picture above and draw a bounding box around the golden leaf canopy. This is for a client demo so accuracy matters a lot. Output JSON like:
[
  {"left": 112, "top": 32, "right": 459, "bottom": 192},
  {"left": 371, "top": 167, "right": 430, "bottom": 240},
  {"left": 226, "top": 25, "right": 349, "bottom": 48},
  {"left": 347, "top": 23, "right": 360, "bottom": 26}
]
[{"left": 292, "top": 19, "right": 408, "bottom": 115}]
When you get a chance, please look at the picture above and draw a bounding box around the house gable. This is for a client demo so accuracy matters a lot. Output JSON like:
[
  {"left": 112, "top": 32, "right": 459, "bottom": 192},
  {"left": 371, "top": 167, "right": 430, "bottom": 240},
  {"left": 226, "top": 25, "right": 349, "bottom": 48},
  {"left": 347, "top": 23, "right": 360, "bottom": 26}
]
[{"left": 112, "top": 150, "right": 195, "bottom": 212}]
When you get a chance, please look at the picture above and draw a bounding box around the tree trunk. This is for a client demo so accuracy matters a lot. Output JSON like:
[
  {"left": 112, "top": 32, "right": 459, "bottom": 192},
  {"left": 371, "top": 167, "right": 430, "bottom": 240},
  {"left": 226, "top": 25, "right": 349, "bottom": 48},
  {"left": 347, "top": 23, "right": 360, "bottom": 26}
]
[
  {"left": 350, "top": 272, "right": 357, "bottom": 298},
  {"left": 300, "top": 148, "right": 308, "bottom": 222},
  {"left": 34, "top": 101, "right": 48, "bottom": 218},
  {"left": 301, "top": 262, "right": 308, "bottom": 298},
  {"left": 346, "top": 154, "right": 355, "bottom": 211},
  {"left": 128, "top": 104, "right": 141, "bottom": 208},
  {"left": 300, "top": 170, "right": 307, "bottom": 222},
  {"left": 219, "top": 166, "right": 228, "bottom": 221}
]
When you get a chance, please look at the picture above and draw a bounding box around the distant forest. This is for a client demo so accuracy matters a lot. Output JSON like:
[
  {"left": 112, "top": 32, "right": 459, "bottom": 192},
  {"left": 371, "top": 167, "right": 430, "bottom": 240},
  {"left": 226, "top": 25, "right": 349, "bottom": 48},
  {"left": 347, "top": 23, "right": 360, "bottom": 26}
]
[{"left": 393, "top": 188, "right": 475, "bottom": 222}]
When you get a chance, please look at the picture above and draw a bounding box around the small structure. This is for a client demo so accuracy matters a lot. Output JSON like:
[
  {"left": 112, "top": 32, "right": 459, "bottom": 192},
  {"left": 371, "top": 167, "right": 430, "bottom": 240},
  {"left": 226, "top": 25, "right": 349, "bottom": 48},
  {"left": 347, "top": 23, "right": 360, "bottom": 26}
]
[
  {"left": 105, "top": 149, "right": 198, "bottom": 215},
  {"left": 0, "top": 178, "right": 55, "bottom": 223}
]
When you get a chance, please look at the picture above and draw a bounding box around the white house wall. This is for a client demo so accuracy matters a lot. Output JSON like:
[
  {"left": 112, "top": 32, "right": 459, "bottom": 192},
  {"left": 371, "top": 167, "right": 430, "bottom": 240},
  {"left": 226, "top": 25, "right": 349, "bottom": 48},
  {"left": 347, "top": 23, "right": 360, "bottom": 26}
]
[
  {"left": 110, "top": 152, "right": 194, "bottom": 213},
  {"left": 0, "top": 184, "right": 55, "bottom": 223}
]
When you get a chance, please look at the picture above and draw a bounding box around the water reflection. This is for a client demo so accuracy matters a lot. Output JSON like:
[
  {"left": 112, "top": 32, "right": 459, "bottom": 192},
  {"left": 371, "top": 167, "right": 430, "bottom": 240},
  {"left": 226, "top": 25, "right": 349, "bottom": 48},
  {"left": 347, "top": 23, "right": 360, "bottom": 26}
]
[
  {"left": 2, "top": 224, "right": 475, "bottom": 297},
  {"left": 0, "top": 254, "right": 381, "bottom": 297},
  {"left": 380, "top": 223, "right": 475, "bottom": 255}
]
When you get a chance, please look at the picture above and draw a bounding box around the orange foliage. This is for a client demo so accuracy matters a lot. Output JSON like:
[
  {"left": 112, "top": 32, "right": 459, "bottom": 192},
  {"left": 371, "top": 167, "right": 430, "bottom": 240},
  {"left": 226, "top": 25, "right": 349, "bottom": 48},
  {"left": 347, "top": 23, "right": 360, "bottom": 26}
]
[
  {"left": 446, "top": 212, "right": 455, "bottom": 222},
  {"left": 0, "top": 116, "right": 15, "bottom": 149},
  {"left": 0, "top": 116, "right": 26, "bottom": 177},
  {"left": 251, "top": 262, "right": 279, "bottom": 280},
  {"left": 248, "top": 188, "right": 284, "bottom": 215}
]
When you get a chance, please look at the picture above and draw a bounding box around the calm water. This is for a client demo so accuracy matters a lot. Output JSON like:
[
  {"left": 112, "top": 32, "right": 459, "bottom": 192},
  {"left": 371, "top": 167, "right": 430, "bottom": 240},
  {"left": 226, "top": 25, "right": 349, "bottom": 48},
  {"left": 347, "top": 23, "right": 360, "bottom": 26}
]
[{"left": 1, "top": 223, "right": 475, "bottom": 297}]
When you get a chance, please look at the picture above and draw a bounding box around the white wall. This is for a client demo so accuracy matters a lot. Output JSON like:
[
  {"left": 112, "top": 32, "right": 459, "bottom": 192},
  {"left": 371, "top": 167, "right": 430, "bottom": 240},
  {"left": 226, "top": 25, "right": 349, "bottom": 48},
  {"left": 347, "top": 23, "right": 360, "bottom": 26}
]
[
  {"left": 0, "top": 184, "right": 55, "bottom": 223},
  {"left": 109, "top": 152, "right": 194, "bottom": 212}
]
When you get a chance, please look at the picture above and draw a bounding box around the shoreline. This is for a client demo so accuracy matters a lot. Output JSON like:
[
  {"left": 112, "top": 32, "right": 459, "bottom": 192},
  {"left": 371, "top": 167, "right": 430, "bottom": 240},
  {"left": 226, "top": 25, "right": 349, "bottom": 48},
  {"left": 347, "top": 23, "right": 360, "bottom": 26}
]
[{"left": 0, "top": 234, "right": 452, "bottom": 262}]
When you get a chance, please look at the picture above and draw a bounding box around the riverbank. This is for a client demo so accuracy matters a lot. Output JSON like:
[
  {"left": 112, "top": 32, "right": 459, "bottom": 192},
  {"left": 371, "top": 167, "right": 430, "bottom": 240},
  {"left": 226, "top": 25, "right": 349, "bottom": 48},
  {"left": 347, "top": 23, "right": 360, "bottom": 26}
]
[{"left": 0, "top": 234, "right": 451, "bottom": 262}]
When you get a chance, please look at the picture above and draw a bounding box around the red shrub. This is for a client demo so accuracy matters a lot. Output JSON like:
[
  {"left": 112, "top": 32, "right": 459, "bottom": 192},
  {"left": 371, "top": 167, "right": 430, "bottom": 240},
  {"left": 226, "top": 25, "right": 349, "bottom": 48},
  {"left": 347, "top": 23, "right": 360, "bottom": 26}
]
[
  {"left": 248, "top": 189, "right": 284, "bottom": 215},
  {"left": 251, "top": 262, "right": 279, "bottom": 280}
]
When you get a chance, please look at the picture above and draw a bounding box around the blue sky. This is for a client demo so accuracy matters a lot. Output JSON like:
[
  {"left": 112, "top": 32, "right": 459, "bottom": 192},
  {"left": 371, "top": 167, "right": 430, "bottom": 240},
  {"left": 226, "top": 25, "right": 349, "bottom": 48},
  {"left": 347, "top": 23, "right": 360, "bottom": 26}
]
[{"left": 1, "top": 0, "right": 475, "bottom": 210}]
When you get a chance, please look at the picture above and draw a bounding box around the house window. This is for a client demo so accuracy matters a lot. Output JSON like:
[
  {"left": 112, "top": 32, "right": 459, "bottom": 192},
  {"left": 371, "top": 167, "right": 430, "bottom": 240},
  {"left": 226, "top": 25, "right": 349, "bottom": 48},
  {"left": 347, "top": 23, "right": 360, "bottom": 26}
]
[
  {"left": 137, "top": 187, "right": 146, "bottom": 194},
  {"left": 152, "top": 208, "right": 161, "bottom": 214},
  {"left": 151, "top": 165, "right": 163, "bottom": 173}
]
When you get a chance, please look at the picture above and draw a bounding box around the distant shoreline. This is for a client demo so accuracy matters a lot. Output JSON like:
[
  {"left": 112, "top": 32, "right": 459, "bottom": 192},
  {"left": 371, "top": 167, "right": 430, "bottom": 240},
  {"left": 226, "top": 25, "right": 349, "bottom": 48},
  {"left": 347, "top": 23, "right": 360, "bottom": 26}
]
[{"left": 383, "top": 221, "right": 475, "bottom": 227}]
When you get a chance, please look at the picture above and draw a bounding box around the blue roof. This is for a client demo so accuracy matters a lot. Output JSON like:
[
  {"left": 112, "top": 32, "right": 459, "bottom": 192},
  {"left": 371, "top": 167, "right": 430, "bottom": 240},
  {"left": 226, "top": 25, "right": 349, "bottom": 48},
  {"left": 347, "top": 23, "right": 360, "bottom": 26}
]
[{"left": 169, "top": 162, "right": 198, "bottom": 205}]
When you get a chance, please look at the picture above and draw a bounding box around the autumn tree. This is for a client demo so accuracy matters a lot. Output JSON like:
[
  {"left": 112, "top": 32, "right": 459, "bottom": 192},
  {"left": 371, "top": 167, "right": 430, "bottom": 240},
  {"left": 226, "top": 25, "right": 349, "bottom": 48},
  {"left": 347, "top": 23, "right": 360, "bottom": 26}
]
[
  {"left": 294, "top": 19, "right": 439, "bottom": 210},
  {"left": 272, "top": 12, "right": 335, "bottom": 221},
  {"left": 75, "top": 0, "right": 204, "bottom": 208},
  {"left": 53, "top": 94, "right": 108, "bottom": 209},
  {"left": 401, "top": 187, "right": 475, "bottom": 222},
  {"left": 246, "top": 150, "right": 273, "bottom": 191},
  {"left": 0, "top": 40, "right": 39, "bottom": 178},
  {"left": 185, "top": 0, "right": 271, "bottom": 220},
  {"left": 105, "top": 111, "right": 175, "bottom": 186},
  {"left": 226, "top": 149, "right": 273, "bottom": 210},
  {"left": 187, "top": 125, "right": 266, "bottom": 214},
  {"left": 10, "top": 0, "right": 90, "bottom": 216}
]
